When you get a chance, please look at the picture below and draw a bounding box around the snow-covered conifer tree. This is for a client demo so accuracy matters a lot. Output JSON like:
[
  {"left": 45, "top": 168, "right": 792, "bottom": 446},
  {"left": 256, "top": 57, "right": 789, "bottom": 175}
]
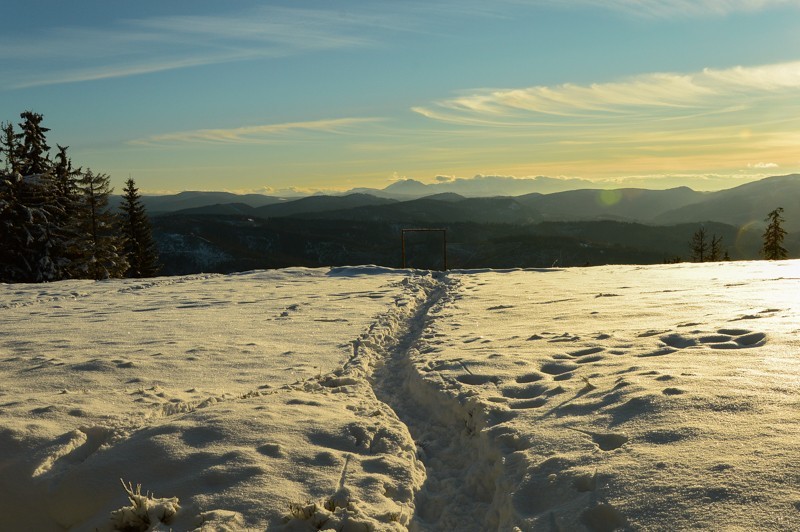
[
  {"left": 16, "top": 111, "right": 51, "bottom": 176},
  {"left": 52, "top": 144, "right": 84, "bottom": 277},
  {"left": 73, "top": 169, "right": 128, "bottom": 279},
  {"left": 120, "top": 178, "right": 160, "bottom": 277},
  {"left": 0, "top": 113, "right": 62, "bottom": 282}
]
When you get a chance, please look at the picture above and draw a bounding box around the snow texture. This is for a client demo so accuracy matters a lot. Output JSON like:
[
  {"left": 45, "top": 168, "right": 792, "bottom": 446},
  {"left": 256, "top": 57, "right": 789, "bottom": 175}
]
[{"left": 1, "top": 261, "right": 799, "bottom": 530}]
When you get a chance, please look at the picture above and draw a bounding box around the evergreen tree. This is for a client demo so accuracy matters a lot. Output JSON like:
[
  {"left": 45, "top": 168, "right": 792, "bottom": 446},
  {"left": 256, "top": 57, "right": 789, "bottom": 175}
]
[
  {"left": 0, "top": 170, "right": 29, "bottom": 281},
  {"left": 690, "top": 226, "right": 707, "bottom": 262},
  {"left": 0, "top": 114, "right": 61, "bottom": 282},
  {"left": 0, "top": 170, "right": 60, "bottom": 282},
  {"left": 0, "top": 121, "right": 20, "bottom": 172},
  {"left": 762, "top": 207, "right": 788, "bottom": 260},
  {"left": 52, "top": 145, "right": 84, "bottom": 278},
  {"left": 120, "top": 178, "right": 160, "bottom": 277},
  {"left": 73, "top": 169, "right": 128, "bottom": 279},
  {"left": 709, "top": 234, "right": 723, "bottom": 262},
  {"left": 16, "top": 111, "right": 51, "bottom": 176}
]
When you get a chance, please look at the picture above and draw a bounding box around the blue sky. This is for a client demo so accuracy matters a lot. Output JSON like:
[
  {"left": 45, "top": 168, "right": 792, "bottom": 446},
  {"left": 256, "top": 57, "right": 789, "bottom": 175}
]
[{"left": 3, "top": 0, "right": 800, "bottom": 194}]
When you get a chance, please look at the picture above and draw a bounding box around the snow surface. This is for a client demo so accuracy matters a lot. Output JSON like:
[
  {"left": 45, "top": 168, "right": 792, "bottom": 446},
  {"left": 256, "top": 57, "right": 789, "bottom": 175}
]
[{"left": 1, "top": 262, "right": 799, "bottom": 530}]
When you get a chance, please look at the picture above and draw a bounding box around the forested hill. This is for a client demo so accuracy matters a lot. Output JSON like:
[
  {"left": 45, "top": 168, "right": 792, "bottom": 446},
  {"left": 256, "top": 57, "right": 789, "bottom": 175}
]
[
  {"left": 151, "top": 215, "right": 784, "bottom": 275},
  {"left": 146, "top": 175, "right": 799, "bottom": 275}
]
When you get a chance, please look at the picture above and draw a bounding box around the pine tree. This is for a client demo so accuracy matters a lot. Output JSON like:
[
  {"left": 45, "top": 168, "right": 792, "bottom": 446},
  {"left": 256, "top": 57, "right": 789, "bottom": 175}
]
[
  {"left": 762, "top": 207, "right": 788, "bottom": 260},
  {"left": 709, "top": 234, "right": 723, "bottom": 262},
  {"left": 0, "top": 114, "right": 61, "bottom": 282},
  {"left": 690, "top": 226, "right": 707, "bottom": 262},
  {"left": 0, "top": 170, "right": 29, "bottom": 281},
  {"left": 73, "top": 169, "right": 128, "bottom": 279},
  {"left": 52, "top": 145, "right": 84, "bottom": 278},
  {"left": 120, "top": 178, "right": 160, "bottom": 277},
  {"left": 16, "top": 111, "right": 51, "bottom": 176},
  {"left": 0, "top": 121, "right": 20, "bottom": 172},
  {"left": 0, "top": 170, "right": 60, "bottom": 282}
]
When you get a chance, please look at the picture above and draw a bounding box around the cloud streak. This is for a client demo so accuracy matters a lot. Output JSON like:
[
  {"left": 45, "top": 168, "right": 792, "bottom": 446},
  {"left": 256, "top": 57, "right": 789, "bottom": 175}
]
[
  {"left": 131, "top": 118, "right": 383, "bottom": 146},
  {"left": 413, "top": 61, "right": 800, "bottom": 125},
  {"left": 534, "top": 0, "right": 796, "bottom": 18},
  {"left": 1, "top": 5, "right": 379, "bottom": 89}
]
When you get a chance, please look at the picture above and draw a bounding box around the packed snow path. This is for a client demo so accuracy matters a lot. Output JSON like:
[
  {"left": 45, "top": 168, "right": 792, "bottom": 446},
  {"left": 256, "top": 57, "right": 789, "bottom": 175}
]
[{"left": 2, "top": 262, "right": 800, "bottom": 530}]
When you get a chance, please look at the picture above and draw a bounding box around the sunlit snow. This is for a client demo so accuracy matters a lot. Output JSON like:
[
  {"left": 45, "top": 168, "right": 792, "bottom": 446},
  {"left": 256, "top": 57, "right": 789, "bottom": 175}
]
[{"left": 1, "top": 262, "right": 799, "bottom": 530}]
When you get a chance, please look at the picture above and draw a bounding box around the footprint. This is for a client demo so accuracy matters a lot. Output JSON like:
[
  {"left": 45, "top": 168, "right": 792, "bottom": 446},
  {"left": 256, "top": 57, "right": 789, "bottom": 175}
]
[
  {"left": 736, "top": 332, "right": 766, "bottom": 347},
  {"left": 662, "top": 387, "right": 685, "bottom": 396},
  {"left": 569, "top": 347, "right": 605, "bottom": 357},
  {"left": 638, "top": 347, "right": 678, "bottom": 357},
  {"left": 717, "top": 328, "right": 750, "bottom": 336},
  {"left": 509, "top": 397, "right": 547, "bottom": 409},
  {"left": 591, "top": 432, "right": 629, "bottom": 451},
  {"left": 570, "top": 428, "right": 629, "bottom": 451},
  {"left": 502, "top": 384, "right": 548, "bottom": 399},
  {"left": 548, "top": 333, "right": 581, "bottom": 343},
  {"left": 581, "top": 503, "right": 627, "bottom": 531},
  {"left": 456, "top": 374, "right": 499, "bottom": 386},
  {"left": 708, "top": 342, "right": 740, "bottom": 350},
  {"left": 516, "top": 372, "right": 545, "bottom": 384},
  {"left": 638, "top": 329, "right": 669, "bottom": 338},
  {"left": 576, "top": 354, "right": 605, "bottom": 364},
  {"left": 709, "top": 330, "right": 766, "bottom": 349},
  {"left": 699, "top": 334, "right": 732, "bottom": 343},
  {"left": 540, "top": 361, "right": 579, "bottom": 375},
  {"left": 660, "top": 333, "right": 697, "bottom": 349}
]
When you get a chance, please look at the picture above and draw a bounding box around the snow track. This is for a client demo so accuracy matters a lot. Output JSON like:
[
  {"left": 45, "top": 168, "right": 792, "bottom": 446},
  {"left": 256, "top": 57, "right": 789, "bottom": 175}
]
[{"left": 356, "top": 273, "right": 523, "bottom": 530}]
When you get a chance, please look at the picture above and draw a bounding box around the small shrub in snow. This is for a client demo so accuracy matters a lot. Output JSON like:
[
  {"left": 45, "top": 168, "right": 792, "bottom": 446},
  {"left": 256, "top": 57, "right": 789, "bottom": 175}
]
[
  {"left": 109, "top": 479, "right": 180, "bottom": 532},
  {"left": 285, "top": 489, "right": 374, "bottom": 531}
]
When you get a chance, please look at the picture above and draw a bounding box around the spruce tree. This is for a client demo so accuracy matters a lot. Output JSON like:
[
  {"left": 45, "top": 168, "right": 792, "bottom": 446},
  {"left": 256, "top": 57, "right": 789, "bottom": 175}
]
[
  {"left": 690, "top": 226, "right": 707, "bottom": 262},
  {"left": 120, "top": 178, "right": 160, "bottom": 277},
  {"left": 0, "top": 169, "right": 60, "bottom": 282},
  {"left": 52, "top": 145, "right": 84, "bottom": 278},
  {"left": 0, "top": 114, "right": 62, "bottom": 282},
  {"left": 16, "top": 111, "right": 51, "bottom": 176},
  {"left": 709, "top": 234, "right": 723, "bottom": 262},
  {"left": 0, "top": 170, "right": 29, "bottom": 281},
  {"left": 73, "top": 169, "right": 128, "bottom": 279},
  {"left": 762, "top": 207, "right": 788, "bottom": 260},
  {"left": 0, "top": 122, "right": 20, "bottom": 172}
]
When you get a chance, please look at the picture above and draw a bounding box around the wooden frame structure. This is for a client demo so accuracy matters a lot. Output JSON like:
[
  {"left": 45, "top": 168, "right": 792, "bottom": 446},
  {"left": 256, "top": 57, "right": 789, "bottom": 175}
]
[{"left": 401, "top": 228, "right": 447, "bottom": 270}]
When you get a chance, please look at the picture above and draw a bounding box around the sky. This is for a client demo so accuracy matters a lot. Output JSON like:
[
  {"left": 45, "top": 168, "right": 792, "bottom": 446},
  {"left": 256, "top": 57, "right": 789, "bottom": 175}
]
[{"left": 3, "top": 0, "right": 800, "bottom": 195}]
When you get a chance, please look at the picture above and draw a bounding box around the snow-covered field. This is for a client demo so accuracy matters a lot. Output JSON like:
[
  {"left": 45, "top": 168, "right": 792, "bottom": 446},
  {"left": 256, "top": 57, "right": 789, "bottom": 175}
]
[{"left": 1, "top": 262, "right": 799, "bottom": 530}]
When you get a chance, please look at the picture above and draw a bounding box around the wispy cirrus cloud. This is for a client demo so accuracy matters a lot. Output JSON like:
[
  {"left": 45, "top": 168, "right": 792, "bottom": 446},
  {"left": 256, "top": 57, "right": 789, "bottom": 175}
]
[
  {"left": 131, "top": 117, "right": 382, "bottom": 146},
  {"left": 534, "top": 0, "right": 796, "bottom": 18},
  {"left": 409, "top": 61, "right": 800, "bottom": 180},
  {"left": 413, "top": 61, "right": 800, "bottom": 125},
  {"left": 1, "top": 5, "right": 384, "bottom": 89}
]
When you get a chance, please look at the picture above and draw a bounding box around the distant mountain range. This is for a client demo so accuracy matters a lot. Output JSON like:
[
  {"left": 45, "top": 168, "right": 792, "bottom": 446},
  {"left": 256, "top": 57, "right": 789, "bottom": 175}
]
[
  {"left": 127, "top": 174, "right": 800, "bottom": 230},
  {"left": 122, "top": 174, "right": 800, "bottom": 275}
]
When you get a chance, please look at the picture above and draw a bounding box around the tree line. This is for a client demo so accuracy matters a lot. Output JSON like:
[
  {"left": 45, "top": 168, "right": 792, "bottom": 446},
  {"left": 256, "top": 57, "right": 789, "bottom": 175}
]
[
  {"left": 0, "top": 111, "right": 159, "bottom": 283},
  {"left": 686, "top": 207, "right": 788, "bottom": 263}
]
